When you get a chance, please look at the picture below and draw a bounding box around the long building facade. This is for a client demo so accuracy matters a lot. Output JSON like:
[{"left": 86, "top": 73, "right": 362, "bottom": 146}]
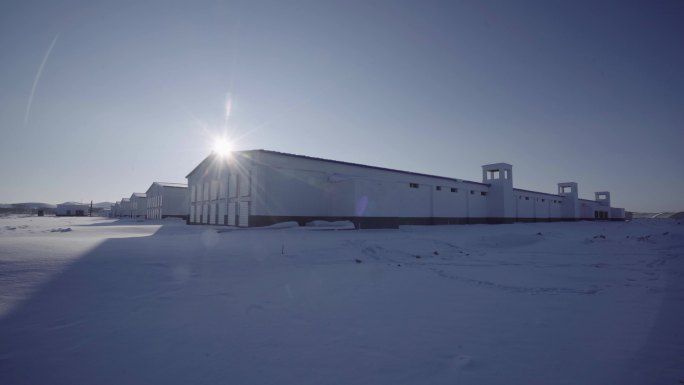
[{"left": 186, "top": 150, "right": 625, "bottom": 228}]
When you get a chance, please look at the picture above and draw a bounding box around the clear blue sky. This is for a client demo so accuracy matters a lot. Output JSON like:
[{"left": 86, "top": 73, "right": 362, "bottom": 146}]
[{"left": 1, "top": 0, "right": 682, "bottom": 212}]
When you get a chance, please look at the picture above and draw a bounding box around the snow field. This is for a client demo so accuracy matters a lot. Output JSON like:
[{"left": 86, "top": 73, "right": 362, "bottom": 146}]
[{"left": 0, "top": 216, "right": 682, "bottom": 385}]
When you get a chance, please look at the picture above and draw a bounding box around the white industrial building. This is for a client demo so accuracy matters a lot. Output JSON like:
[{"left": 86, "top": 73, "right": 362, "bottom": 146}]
[
  {"left": 145, "top": 182, "right": 189, "bottom": 220},
  {"left": 118, "top": 198, "right": 131, "bottom": 218},
  {"left": 129, "top": 193, "right": 147, "bottom": 219},
  {"left": 185, "top": 150, "right": 625, "bottom": 228},
  {"left": 113, "top": 201, "right": 121, "bottom": 217},
  {"left": 55, "top": 203, "right": 89, "bottom": 217}
]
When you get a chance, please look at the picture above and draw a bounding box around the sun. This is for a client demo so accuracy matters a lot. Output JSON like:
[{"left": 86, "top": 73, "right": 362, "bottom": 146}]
[{"left": 212, "top": 137, "right": 233, "bottom": 156}]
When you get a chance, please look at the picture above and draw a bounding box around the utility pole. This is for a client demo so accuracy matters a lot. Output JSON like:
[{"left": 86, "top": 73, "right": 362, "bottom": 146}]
[{"left": 89, "top": 200, "right": 93, "bottom": 217}]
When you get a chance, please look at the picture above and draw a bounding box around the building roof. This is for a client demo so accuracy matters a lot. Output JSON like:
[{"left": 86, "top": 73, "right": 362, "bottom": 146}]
[
  {"left": 156, "top": 182, "right": 187, "bottom": 188},
  {"left": 131, "top": 193, "right": 146, "bottom": 198},
  {"left": 146, "top": 182, "right": 188, "bottom": 194},
  {"left": 186, "top": 149, "right": 489, "bottom": 186},
  {"left": 513, "top": 188, "right": 562, "bottom": 198},
  {"left": 579, "top": 198, "right": 598, "bottom": 204}
]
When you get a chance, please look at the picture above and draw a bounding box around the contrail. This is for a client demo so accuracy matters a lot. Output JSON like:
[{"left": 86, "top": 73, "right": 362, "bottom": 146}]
[{"left": 24, "top": 33, "right": 59, "bottom": 125}]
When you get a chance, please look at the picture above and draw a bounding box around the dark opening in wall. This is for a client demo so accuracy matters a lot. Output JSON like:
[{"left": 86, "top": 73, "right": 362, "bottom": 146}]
[
  {"left": 451, "top": 188, "right": 458, "bottom": 193},
  {"left": 410, "top": 183, "right": 419, "bottom": 188},
  {"left": 436, "top": 186, "right": 442, "bottom": 191},
  {"left": 470, "top": 190, "right": 475, "bottom": 195},
  {"left": 525, "top": 197, "right": 529, "bottom": 200}
]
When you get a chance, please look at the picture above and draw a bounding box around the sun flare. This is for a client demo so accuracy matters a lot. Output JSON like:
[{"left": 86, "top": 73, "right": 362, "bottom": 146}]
[{"left": 212, "top": 137, "right": 233, "bottom": 156}]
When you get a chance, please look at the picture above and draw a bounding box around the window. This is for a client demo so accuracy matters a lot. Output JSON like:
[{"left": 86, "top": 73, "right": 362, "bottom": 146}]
[
  {"left": 450, "top": 188, "right": 457, "bottom": 193},
  {"left": 525, "top": 197, "right": 529, "bottom": 200},
  {"left": 470, "top": 190, "right": 474, "bottom": 195},
  {"left": 436, "top": 186, "right": 442, "bottom": 191},
  {"left": 410, "top": 183, "right": 419, "bottom": 188},
  {"left": 541, "top": 199, "right": 545, "bottom": 202},
  {"left": 480, "top": 192, "right": 487, "bottom": 196}
]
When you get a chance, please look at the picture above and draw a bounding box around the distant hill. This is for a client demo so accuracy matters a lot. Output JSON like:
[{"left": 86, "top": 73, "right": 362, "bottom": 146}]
[
  {"left": 59, "top": 202, "right": 114, "bottom": 209},
  {"left": 0, "top": 202, "right": 114, "bottom": 210},
  {"left": 0, "top": 202, "right": 57, "bottom": 209}
]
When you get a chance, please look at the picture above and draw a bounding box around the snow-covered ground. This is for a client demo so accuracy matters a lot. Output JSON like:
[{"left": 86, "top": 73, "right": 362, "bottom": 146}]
[{"left": 0, "top": 216, "right": 682, "bottom": 385}]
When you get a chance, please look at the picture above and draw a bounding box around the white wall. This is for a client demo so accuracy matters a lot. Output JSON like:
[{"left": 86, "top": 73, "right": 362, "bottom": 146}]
[
  {"left": 185, "top": 150, "right": 625, "bottom": 226},
  {"left": 187, "top": 154, "right": 252, "bottom": 226}
]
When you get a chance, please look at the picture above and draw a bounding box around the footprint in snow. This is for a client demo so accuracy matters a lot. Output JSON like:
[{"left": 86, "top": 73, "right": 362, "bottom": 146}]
[{"left": 448, "top": 354, "right": 475, "bottom": 371}]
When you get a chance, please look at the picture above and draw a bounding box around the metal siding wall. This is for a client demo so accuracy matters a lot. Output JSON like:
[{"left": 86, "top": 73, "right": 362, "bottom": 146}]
[
  {"left": 229, "top": 175, "right": 237, "bottom": 197},
  {"left": 219, "top": 203, "right": 227, "bottom": 225},
  {"left": 228, "top": 203, "right": 236, "bottom": 226},
  {"left": 239, "top": 172, "right": 250, "bottom": 197},
  {"left": 238, "top": 201, "right": 249, "bottom": 227}
]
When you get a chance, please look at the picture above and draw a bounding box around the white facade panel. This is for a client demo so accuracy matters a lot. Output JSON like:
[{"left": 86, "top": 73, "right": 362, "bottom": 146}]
[
  {"left": 209, "top": 203, "right": 216, "bottom": 224},
  {"left": 228, "top": 203, "right": 236, "bottom": 226},
  {"left": 239, "top": 172, "right": 250, "bottom": 197},
  {"left": 238, "top": 201, "right": 249, "bottom": 227}
]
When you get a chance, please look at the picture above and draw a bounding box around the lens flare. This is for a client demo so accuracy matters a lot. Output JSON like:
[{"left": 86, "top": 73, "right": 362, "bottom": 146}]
[{"left": 212, "top": 137, "right": 233, "bottom": 156}]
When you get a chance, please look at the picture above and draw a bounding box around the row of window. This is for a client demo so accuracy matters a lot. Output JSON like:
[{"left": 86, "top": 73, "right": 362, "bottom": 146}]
[
  {"left": 410, "top": 183, "right": 487, "bottom": 196},
  {"left": 517, "top": 196, "right": 562, "bottom": 204}
]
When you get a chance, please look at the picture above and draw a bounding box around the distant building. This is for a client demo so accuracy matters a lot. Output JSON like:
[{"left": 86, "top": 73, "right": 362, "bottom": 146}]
[
  {"left": 129, "top": 193, "right": 147, "bottom": 219},
  {"left": 119, "top": 198, "right": 131, "bottom": 218},
  {"left": 185, "top": 150, "right": 626, "bottom": 228},
  {"left": 56, "top": 203, "right": 89, "bottom": 217},
  {"left": 145, "top": 182, "right": 189, "bottom": 220},
  {"left": 111, "top": 201, "right": 120, "bottom": 217}
]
